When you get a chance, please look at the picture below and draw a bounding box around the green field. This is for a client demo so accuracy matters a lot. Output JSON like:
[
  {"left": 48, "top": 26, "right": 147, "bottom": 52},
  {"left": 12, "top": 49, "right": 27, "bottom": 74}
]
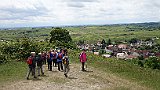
[{"left": 0, "top": 24, "right": 160, "bottom": 44}]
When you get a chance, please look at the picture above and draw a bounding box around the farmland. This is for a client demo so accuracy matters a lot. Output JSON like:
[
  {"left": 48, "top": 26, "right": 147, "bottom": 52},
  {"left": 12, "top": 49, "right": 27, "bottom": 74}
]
[{"left": 0, "top": 22, "right": 160, "bottom": 44}]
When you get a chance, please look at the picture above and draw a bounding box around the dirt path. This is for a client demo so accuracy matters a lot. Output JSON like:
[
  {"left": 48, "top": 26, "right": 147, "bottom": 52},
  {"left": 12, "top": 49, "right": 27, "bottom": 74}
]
[{"left": 0, "top": 64, "right": 149, "bottom": 90}]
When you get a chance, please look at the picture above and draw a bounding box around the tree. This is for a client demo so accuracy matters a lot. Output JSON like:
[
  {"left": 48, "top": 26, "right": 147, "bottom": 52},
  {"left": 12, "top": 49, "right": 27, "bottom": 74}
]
[
  {"left": 107, "top": 39, "right": 112, "bottom": 45},
  {"left": 50, "top": 27, "right": 72, "bottom": 47},
  {"left": 129, "top": 38, "right": 138, "bottom": 44},
  {"left": 101, "top": 39, "right": 106, "bottom": 49}
]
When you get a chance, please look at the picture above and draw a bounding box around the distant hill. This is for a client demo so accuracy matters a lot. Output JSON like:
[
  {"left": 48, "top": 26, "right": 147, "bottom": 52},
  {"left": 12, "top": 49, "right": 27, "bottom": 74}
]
[{"left": 129, "top": 22, "right": 160, "bottom": 28}]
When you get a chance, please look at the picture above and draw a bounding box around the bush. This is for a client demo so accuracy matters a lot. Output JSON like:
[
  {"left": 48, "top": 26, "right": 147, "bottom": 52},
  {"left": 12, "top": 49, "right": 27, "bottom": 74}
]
[
  {"left": 0, "top": 54, "right": 7, "bottom": 64},
  {"left": 144, "top": 57, "right": 160, "bottom": 69},
  {"left": 99, "top": 49, "right": 106, "bottom": 55},
  {"left": 0, "top": 38, "right": 41, "bottom": 61}
]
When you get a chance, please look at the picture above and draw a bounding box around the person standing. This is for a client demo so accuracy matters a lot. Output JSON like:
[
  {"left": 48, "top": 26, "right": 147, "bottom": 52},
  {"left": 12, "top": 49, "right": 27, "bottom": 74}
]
[
  {"left": 62, "top": 55, "right": 70, "bottom": 78},
  {"left": 53, "top": 50, "right": 58, "bottom": 67},
  {"left": 42, "top": 51, "right": 47, "bottom": 65},
  {"left": 57, "top": 50, "right": 63, "bottom": 71},
  {"left": 37, "top": 53, "right": 44, "bottom": 76},
  {"left": 47, "top": 51, "right": 53, "bottom": 71},
  {"left": 26, "top": 52, "right": 37, "bottom": 80},
  {"left": 80, "top": 49, "right": 87, "bottom": 71}
]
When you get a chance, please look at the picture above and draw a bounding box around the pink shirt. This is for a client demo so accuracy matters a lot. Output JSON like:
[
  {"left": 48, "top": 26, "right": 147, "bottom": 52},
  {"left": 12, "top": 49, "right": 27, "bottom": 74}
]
[{"left": 80, "top": 52, "right": 87, "bottom": 62}]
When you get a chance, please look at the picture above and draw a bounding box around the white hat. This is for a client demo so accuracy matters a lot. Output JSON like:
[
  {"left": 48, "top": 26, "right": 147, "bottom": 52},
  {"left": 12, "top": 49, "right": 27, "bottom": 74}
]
[
  {"left": 57, "top": 50, "right": 60, "bottom": 52},
  {"left": 38, "top": 53, "right": 41, "bottom": 55},
  {"left": 31, "top": 52, "right": 35, "bottom": 54}
]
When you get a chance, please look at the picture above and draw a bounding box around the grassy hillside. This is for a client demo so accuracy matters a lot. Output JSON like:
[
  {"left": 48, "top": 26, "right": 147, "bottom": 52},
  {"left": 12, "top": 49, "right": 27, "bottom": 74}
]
[
  {"left": 0, "top": 23, "right": 160, "bottom": 44},
  {"left": 0, "top": 61, "right": 27, "bottom": 84},
  {"left": 0, "top": 50, "right": 160, "bottom": 89},
  {"left": 69, "top": 50, "right": 160, "bottom": 90}
]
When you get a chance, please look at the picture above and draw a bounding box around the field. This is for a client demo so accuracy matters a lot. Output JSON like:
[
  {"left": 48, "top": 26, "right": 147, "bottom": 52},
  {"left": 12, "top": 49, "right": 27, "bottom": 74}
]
[{"left": 0, "top": 23, "right": 160, "bottom": 44}]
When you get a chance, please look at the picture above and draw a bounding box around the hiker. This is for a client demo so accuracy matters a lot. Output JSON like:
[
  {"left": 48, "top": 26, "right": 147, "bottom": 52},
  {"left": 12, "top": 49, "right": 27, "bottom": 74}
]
[
  {"left": 47, "top": 51, "right": 53, "bottom": 71},
  {"left": 57, "top": 50, "right": 63, "bottom": 71},
  {"left": 52, "top": 50, "right": 58, "bottom": 67},
  {"left": 26, "top": 52, "right": 37, "bottom": 80},
  {"left": 62, "top": 55, "right": 70, "bottom": 78},
  {"left": 63, "top": 48, "right": 68, "bottom": 56},
  {"left": 42, "top": 51, "right": 47, "bottom": 65},
  {"left": 37, "top": 53, "right": 44, "bottom": 76},
  {"left": 80, "top": 49, "right": 87, "bottom": 71}
]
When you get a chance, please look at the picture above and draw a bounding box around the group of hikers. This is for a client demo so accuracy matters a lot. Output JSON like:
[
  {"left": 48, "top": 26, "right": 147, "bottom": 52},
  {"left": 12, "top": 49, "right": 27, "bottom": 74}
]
[{"left": 26, "top": 48, "right": 87, "bottom": 80}]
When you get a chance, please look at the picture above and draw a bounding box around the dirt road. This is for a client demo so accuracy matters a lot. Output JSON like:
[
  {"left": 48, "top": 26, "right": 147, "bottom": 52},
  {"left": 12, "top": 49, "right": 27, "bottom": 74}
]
[{"left": 0, "top": 64, "right": 148, "bottom": 90}]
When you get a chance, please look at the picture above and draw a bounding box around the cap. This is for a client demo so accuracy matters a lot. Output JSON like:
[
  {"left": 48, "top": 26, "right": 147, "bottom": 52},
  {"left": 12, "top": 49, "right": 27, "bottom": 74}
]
[{"left": 31, "top": 52, "right": 35, "bottom": 54}]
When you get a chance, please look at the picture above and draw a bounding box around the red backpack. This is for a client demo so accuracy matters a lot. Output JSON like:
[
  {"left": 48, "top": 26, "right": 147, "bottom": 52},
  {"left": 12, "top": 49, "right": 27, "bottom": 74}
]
[
  {"left": 27, "top": 57, "right": 33, "bottom": 65},
  {"left": 58, "top": 53, "right": 63, "bottom": 59}
]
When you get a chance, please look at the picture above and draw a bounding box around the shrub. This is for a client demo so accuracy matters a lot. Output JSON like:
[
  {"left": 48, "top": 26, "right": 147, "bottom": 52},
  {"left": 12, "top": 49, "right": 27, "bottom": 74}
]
[
  {"left": 0, "top": 54, "right": 7, "bottom": 64},
  {"left": 144, "top": 57, "right": 160, "bottom": 69}
]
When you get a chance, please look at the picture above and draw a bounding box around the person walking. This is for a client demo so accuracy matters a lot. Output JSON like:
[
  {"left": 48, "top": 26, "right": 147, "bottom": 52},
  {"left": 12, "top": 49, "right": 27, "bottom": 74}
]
[
  {"left": 26, "top": 52, "right": 37, "bottom": 80},
  {"left": 80, "top": 49, "right": 87, "bottom": 71},
  {"left": 62, "top": 55, "right": 70, "bottom": 78},
  {"left": 57, "top": 50, "right": 63, "bottom": 71},
  {"left": 37, "top": 53, "right": 44, "bottom": 76}
]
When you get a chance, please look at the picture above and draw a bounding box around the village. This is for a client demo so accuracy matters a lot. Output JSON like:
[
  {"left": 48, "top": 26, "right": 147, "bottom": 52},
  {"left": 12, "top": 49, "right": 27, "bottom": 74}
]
[{"left": 77, "top": 37, "right": 160, "bottom": 60}]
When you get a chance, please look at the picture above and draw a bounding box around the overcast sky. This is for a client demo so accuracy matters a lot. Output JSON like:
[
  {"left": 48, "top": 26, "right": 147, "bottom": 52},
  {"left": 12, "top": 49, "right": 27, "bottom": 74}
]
[{"left": 0, "top": 0, "right": 160, "bottom": 28}]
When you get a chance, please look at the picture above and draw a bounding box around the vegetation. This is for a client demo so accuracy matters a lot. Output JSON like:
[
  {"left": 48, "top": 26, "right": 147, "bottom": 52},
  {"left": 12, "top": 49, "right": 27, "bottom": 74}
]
[
  {"left": 0, "top": 61, "right": 27, "bottom": 84},
  {"left": 50, "top": 27, "right": 75, "bottom": 48},
  {"left": 69, "top": 50, "right": 160, "bottom": 90},
  {"left": 0, "top": 23, "right": 160, "bottom": 44}
]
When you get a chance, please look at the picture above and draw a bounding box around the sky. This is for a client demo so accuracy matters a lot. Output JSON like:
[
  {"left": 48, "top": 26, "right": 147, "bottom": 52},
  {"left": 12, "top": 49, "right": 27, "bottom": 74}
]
[{"left": 0, "top": 0, "right": 160, "bottom": 28}]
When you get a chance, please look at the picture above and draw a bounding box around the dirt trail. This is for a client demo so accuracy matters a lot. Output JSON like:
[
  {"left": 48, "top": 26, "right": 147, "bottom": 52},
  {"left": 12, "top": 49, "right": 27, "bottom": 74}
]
[{"left": 0, "top": 64, "right": 149, "bottom": 90}]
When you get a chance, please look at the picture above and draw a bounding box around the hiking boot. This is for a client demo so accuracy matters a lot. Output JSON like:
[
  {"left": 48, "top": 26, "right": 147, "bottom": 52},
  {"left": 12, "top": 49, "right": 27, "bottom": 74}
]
[
  {"left": 27, "top": 77, "right": 29, "bottom": 80},
  {"left": 38, "top": 75, "right": 40, "bottom": 76},
  {"left": 34, "top": 76, "right": 37, "bottom": 78},
  {"left": 82, "top": 69, "right": 87, "bottom": 72},
  {"left": 64, "top": 74, "right": 68, "bottom": 78}
]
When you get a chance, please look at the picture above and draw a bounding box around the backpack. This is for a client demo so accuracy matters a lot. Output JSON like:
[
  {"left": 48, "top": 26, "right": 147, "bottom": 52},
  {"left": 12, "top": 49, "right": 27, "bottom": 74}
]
[
  {"left": 53, "top": 53, "right": 57, "bottom": 59},
  {"left": 63, "top": 58, "right": 68, "bottom": 64},
  {"left": 79, "top": 53, "right": 83, "bottom": 59},
  {"left": 58, "top": 53, "right": 63, "bottom": 59},
  {"left": 47, "top": 53, "right": 50, "bottom": 59},
  {"left": 27, "top": 57, "right": 33, "bottom": 65}
]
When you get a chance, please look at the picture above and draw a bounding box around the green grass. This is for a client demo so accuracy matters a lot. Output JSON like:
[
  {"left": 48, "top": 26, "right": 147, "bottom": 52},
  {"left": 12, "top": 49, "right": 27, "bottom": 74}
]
[
  {"left": 0, "top": 61, "right": 27, "bottom": 85},
  {"left": 69, "top": 50, "right": 160, "bottom": 90},
  {"left": 1, "top": 25, "right": 160, "bottom": 44}
]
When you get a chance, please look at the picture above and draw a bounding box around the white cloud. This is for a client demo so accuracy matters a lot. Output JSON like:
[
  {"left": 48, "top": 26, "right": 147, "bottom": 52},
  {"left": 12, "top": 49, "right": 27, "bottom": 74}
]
[{"left": 0, "top": 0, "right": 160, "bottom": 27}]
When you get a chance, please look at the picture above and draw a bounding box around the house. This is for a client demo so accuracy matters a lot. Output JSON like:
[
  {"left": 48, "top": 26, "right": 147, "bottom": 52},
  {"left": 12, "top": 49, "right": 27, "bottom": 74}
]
[
  {"left": 116, "top": 52, "right": 128, "bottom": 59},
  {"left": 126, "top": 55, "right": 137, "bottom": 59},
  {"left": 155, "top": 53, "right": 160, "bottom": 57},
  {"left": 135, "top": 50, "right": 150, "bottom": 58},
  {"left": 126, "top": 52, "right": 140, "bottom": 59},
  {"left": 102, "top": 54, "right": 111, "bottom": 58},
  {"left": 118, "top": 44, "right": 128, "bottom": 49},
  {"left": 94, "top": 52, "right": 99, "bottom": 55},
  {"left": 105, "top": 49, "right": 113, "bottom": 54}
]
